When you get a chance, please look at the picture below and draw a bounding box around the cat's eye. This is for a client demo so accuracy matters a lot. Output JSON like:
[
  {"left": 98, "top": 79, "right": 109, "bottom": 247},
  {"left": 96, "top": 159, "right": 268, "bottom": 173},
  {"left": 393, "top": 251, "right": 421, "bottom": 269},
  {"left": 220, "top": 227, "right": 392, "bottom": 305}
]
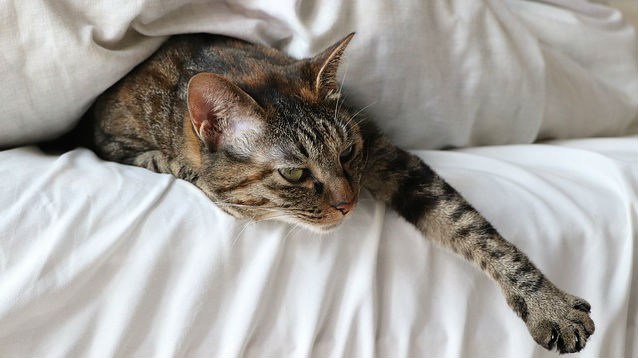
[
  {"left": 278, "top": 168, "right": 306, "bottom": 182},
  {"left": 340, "top": 145, "right": 354, "bottom": 162}
]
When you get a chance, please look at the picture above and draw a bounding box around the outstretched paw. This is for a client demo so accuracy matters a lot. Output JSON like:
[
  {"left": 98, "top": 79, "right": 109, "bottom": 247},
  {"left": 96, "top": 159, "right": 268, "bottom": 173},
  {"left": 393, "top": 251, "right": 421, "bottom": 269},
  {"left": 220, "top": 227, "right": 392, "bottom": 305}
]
[{"left": 527, "top": 293, "right": 595, "bottom": 354}]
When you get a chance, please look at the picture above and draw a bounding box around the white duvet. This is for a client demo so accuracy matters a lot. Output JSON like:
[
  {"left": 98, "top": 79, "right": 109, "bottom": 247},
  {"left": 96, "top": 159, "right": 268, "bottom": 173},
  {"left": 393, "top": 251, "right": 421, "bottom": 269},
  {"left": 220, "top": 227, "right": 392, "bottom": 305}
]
[{"left": 1, "top": 136, "right": 636, "bottom": 357}]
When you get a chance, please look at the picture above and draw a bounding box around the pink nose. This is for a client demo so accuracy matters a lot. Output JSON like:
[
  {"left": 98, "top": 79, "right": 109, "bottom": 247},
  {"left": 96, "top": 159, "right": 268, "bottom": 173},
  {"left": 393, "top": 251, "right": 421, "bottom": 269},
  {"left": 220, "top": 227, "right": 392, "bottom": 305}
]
[{"left": 331, "top": 201, "right": 354, "bottom": 215}]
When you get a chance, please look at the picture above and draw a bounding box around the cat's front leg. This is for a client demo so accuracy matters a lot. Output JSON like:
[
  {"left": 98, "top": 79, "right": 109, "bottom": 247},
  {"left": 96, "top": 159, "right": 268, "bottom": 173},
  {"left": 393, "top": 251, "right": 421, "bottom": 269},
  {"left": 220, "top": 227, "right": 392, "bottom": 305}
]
[
  {"left": 361, "top": 129, "right": 594, "bottom": 353},
  {"left": 130, "top": 150, "right": 199, "bottom": 183},
  {"left": 130, "top": 150, "right": 171, "bottom": 173}
]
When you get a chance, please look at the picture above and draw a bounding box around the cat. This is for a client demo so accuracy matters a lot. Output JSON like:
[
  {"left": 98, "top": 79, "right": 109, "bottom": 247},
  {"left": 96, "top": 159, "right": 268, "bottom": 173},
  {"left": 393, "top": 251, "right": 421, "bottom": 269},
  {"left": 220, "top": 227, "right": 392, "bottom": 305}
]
[{"left": 82, "top": 33, "right": 593, "bottom": 353}]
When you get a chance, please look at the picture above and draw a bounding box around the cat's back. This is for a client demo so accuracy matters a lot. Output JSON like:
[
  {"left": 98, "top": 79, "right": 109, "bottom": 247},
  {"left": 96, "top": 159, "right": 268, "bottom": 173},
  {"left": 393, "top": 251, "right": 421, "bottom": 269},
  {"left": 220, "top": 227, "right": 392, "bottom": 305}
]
[
  {"left": 95, "top": 33, "right": 296, "bottom": 121},
  {"left": 154, "top": 34, "right": 296, "bottom": 80},
  {"left": 90, "top": 33, "right": 295, "bottom": 160}
]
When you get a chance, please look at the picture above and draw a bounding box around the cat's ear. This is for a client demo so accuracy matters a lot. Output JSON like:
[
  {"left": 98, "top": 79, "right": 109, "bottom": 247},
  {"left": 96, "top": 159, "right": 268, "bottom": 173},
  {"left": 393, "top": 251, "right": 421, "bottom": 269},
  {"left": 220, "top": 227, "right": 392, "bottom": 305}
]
[
  {"left": 187, "top": 72, "right": 265, "bottom": 151},
  {"left": 310, "top": 32, "right": 355, "bottom": 98}
]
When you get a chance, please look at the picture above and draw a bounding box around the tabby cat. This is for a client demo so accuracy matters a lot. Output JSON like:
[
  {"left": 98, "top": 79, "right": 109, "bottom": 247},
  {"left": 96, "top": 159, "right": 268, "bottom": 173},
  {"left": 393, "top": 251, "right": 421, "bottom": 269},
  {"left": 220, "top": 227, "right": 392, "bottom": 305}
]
[{"left": 85, "top": 33, "right": 593, "bottom": 353}]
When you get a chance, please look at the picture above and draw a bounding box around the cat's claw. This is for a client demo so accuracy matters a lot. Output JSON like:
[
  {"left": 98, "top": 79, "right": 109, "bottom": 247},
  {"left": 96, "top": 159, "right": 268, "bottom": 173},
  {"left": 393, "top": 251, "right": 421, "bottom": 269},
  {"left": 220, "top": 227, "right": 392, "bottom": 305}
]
[
  {"left": 573, "top": 300, "right": 591, "bottom": 314},
  {"left": 527, "top": 294, "right": 594, "bottom": 354}
]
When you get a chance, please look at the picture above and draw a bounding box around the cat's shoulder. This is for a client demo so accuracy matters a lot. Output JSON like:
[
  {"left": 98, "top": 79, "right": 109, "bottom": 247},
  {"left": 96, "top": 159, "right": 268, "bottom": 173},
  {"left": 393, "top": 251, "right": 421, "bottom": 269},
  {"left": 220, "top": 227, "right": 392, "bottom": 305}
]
[
  {"left": 160, "top": 33, "right": 295, "bottom": 66},
  {"left": 163, "top": 33, "right": 249, "bottom": 50}
]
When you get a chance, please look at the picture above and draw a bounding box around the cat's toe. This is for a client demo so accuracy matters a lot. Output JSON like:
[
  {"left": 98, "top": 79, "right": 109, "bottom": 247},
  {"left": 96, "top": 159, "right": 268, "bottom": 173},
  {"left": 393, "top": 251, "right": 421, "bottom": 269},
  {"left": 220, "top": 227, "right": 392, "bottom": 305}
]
[
  {"left": 530, "top": 320, "right": 559, "bottom": 350},
  {"left": 531, "top": 318, "right": 591, "bottom": 353},
  {"left": 570, "top": 296, "right": 591, "bottom": 314},
  {"left": 555, "top": 324, "right": 584, "bottom": 354},
  {"left": 528, "top": 296, "right": 594, "bottom": 354}
]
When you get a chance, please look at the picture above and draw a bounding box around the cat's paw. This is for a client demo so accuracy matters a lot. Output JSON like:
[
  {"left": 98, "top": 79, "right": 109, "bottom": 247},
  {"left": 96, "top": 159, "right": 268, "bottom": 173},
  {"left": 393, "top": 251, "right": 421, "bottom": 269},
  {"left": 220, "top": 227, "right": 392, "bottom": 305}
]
[{"left": 526, "top": 293, "right": 595, "bottom": 354}]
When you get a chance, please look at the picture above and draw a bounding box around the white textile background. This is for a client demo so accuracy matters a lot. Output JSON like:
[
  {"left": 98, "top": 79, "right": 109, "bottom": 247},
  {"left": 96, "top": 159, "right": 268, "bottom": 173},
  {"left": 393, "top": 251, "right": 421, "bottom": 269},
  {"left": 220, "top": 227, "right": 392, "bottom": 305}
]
[
  {"left": 0, "top": 137, "right": 636, "bottom": 357},
  {"left": 1, "top": 1, "right": 637, "bottom": 356},
  {"left": 0, "top": 0, "right": 636, "bottom": 148}
]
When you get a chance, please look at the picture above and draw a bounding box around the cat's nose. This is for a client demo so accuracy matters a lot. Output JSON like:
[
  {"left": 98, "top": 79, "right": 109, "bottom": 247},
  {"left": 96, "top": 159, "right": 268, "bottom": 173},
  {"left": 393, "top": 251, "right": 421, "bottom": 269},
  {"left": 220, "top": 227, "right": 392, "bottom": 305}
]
[{"left": 331, "top": 201, "right": 354, "bottom": 215}]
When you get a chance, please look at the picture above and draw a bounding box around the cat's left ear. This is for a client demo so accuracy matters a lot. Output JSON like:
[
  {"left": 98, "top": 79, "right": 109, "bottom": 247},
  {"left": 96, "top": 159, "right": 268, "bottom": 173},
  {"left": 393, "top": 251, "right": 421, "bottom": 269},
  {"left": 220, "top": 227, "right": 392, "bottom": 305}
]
[
  {"left": 187, "top": 72, "right": 265, "bottom": 152},
  {"left": 310, "top": 32, "right": 355, "bottom": 99}
]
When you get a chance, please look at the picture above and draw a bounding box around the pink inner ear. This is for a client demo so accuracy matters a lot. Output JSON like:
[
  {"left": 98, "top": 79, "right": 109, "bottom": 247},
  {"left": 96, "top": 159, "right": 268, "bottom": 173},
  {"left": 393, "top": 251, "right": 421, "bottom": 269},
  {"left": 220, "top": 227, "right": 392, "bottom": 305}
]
[
  {"left": 195, "top": 115, "right": 223, "bottom": 149},
  {"left": 190, "top": 105, "right": 222, "bottom": 149},
  {"left": 187, "top": 72, "right": 265, "bottom": 151},
  {"left": 187, "top": 75, "right": 226, "bottom": 149}
]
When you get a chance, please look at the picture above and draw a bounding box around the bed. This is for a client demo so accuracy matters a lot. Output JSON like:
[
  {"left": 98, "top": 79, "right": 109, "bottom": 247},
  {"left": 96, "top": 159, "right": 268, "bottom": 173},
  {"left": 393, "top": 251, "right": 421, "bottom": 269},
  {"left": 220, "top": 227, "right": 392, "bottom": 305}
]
[
  {"left": 1, "top": 0, "right": 636, "bottom": 356},
  {"left": 0, "top": 136, "right": 636, "bottom": 356}
]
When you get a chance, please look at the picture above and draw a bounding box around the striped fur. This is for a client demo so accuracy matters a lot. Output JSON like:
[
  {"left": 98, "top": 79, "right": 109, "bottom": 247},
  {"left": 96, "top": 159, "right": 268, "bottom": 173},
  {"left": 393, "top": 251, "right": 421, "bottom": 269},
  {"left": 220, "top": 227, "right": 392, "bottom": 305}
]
[
  {"left": 85, "top": 33, "right": 593, "bottom": 353},
  {"left": 362, "top": 129, "right": 594, "bottom": 353}
]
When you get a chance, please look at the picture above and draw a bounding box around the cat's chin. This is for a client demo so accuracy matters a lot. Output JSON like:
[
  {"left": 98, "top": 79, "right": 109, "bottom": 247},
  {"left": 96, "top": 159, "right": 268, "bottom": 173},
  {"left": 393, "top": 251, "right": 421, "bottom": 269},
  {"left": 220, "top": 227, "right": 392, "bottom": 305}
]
[
  {"left": 307, "top": 221, "right": 343, "bottom": 234},
  {"left": 278, "top": 217, "right": 344, "bottom": 234}
]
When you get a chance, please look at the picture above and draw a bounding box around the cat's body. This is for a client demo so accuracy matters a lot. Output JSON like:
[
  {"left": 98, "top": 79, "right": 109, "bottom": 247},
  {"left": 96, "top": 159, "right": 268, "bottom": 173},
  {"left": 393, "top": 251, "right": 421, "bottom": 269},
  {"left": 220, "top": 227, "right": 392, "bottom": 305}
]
[{"left": 85, "top": 33, "right": 593, "bottom": 353}]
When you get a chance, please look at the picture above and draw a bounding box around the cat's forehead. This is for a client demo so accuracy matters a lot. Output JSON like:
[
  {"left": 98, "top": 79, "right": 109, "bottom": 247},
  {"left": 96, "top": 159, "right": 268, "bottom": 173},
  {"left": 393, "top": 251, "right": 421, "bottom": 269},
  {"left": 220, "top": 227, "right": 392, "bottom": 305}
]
[{"left": 261, "top": 102, "right": 354, "bottom": 163}]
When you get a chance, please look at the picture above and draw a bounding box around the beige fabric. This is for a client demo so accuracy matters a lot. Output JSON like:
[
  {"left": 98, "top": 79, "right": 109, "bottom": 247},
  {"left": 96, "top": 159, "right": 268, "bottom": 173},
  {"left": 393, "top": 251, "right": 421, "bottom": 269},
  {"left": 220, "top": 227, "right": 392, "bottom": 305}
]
[
  {"left": 604, "top": 0, "right": 637, "bottom": 29},
  {"left": 0, "top": 0, "right": 636, "bottom": 148}
]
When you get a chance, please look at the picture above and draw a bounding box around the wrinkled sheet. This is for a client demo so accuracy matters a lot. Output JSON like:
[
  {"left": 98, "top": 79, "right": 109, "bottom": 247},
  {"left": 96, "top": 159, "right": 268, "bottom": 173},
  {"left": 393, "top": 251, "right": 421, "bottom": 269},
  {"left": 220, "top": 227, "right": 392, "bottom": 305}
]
[
  {"left": 1, "top": 0, "right": 636, "bottom": 148},
  {"left": 0, "top": 136, "right": 636, "bottom": 357}
]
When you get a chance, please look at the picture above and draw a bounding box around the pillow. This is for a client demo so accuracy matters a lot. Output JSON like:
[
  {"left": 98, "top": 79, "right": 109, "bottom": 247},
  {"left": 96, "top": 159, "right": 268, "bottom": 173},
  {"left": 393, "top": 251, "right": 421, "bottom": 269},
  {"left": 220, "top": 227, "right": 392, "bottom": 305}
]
[{"left": 0, "top": 0, "right": 636, "bottom": 149}]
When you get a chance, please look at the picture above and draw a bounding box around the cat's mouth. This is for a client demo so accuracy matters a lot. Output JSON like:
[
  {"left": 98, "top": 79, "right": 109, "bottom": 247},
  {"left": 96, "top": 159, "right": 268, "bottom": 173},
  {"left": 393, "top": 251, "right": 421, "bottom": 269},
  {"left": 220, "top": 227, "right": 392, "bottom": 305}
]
[
  {"left": 253, "top": 198, "right": 357, "bottom": 233},
  {"left": 298, "top": 200, "right": 358, "bottom": 233}
]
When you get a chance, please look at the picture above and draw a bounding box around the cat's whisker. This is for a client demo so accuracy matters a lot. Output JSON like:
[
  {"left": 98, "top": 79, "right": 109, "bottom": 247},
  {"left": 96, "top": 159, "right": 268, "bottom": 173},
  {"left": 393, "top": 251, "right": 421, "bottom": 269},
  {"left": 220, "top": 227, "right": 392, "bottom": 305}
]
[
  {"left": 282, "top": 223, "right": 302, "bottom": 242},
  {"left": 230, "top": 216, "right": 255, "bottom": 248},
  {"left": 210, "top": 201, "right": 310, "bottom": 213},
  {"left": 212, "top": 202, "right": 274, "bottom": 209},
  {"left": 334, "top": 59, "right": 350, "bottom": 121},
  {"left": 344, "top": 100, "right": 377, "bottom": 129},
  {"left": 254, "top": 213, "right": 291, "bottom": 222}
]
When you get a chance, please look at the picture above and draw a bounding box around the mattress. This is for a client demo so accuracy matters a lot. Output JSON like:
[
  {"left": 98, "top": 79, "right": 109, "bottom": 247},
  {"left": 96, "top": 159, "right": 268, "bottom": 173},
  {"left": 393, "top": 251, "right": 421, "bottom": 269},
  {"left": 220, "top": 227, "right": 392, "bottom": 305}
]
[{"left": 0, "top": 136, "right": 636, "bottom": 357}]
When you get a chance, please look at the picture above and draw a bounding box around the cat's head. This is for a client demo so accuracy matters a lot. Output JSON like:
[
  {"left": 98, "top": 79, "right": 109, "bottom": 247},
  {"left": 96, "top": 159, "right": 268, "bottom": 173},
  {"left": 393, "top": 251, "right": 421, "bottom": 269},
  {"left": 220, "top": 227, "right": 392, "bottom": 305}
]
[{"left": 185, "top": 33, "right": 365, "bottom": 232}]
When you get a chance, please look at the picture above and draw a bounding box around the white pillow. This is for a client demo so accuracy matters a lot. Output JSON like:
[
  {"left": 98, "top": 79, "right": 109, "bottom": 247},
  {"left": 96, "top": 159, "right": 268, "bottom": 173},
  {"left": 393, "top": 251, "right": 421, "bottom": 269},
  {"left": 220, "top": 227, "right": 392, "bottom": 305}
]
[{"left": 0, "top": 0, "right": 636, "bottom": 149}]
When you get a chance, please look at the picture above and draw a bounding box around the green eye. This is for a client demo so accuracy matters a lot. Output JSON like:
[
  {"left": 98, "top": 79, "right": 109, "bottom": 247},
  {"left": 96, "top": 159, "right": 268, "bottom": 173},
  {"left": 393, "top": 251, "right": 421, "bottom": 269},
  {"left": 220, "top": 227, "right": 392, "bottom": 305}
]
[
  {"left": 278, "top": 168, "right": 305, "bottom": 182},
  {"left": 340, "top": 145, "right": 354, "bottom": 161}
]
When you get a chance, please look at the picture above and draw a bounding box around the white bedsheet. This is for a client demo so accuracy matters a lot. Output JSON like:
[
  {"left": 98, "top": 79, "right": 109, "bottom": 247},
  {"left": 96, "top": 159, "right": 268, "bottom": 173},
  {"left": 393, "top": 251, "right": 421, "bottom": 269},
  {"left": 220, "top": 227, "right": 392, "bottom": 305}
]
[{"left": 0, "top": 137, "right": 636, "bottom": 357}]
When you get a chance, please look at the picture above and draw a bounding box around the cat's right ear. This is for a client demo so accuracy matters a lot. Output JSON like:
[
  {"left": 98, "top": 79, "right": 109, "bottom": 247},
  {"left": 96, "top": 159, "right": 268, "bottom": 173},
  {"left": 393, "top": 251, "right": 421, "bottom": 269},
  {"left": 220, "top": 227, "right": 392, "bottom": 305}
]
[
  {"left": 187, "top": 72, "right": 265, "bottom": 152},
  {"left": 309, "top": 32, "right": 355, "bottom": 99}
]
